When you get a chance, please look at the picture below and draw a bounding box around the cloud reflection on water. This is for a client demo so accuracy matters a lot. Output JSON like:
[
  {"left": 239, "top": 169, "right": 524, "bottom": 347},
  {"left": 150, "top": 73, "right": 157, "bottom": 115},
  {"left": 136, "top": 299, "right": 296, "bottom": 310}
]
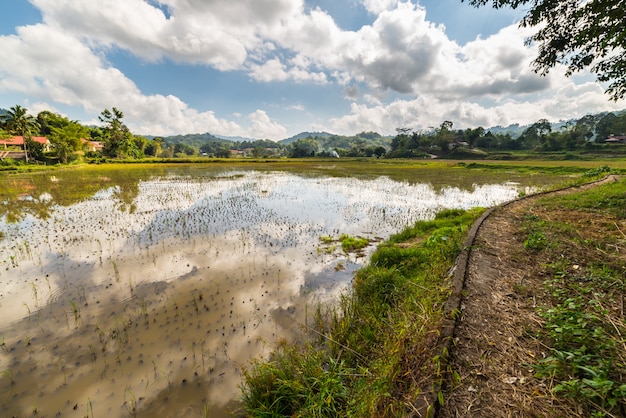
[{"left": 0, "top": 169, "right": 532, "bottom": 417}]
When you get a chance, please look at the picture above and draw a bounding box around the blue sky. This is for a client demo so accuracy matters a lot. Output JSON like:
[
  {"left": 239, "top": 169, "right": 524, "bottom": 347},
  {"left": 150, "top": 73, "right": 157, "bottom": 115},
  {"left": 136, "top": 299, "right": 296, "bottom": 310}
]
[{"left": 0, "top": 0, "right": 623, "bottom": 140}]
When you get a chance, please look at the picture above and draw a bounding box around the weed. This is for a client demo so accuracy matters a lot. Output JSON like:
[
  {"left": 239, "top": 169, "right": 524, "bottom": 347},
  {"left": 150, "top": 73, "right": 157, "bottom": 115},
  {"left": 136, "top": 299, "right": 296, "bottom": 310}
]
[
  {"left": 319, "top": 235, "right": 334, "bottom": 244},
  {"left": 524, "top": 231, "right": 549, "bottom": 252},
  {"left": 534, "top": 293, "right": 626, "bottom": 414}
]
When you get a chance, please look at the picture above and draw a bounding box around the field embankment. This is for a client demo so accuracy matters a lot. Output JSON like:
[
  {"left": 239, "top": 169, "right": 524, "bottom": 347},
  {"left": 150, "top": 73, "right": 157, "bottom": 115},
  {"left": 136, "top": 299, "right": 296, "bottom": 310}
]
[{"left": 441, "top": 172, "right": 626, "bottom": 417}]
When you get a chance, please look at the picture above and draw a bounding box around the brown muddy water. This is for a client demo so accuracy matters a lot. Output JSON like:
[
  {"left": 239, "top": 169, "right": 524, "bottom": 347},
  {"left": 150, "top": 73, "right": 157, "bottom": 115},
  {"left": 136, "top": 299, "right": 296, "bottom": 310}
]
[{"left": 0, "top": 165, "right": 552, "bottom": 417}]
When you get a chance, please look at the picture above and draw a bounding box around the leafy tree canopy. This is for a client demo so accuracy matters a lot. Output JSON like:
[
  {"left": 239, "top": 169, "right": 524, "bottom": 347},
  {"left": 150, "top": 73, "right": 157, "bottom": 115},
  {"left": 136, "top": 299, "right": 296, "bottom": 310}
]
[{"left": 464, "top": 0, "right": 626, "bottom": 100}]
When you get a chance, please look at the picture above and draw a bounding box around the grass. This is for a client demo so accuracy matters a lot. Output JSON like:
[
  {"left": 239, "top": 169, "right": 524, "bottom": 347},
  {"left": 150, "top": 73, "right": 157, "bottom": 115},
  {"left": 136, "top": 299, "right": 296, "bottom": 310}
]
[
  {"left": 241, "top": 207, "right": 484, "bottom": 417},
  {"left": 339, "top": 234, "right": 369, "bottom": 252},
  {"left": 520, "top": 176, "right": 626, "bottom": 417}
]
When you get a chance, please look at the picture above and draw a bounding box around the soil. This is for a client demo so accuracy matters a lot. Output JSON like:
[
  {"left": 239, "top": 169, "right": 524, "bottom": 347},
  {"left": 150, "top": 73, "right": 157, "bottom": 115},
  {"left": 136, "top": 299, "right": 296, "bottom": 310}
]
[{"left": 439, "top": 176, "right": 625, "bottom": 418}]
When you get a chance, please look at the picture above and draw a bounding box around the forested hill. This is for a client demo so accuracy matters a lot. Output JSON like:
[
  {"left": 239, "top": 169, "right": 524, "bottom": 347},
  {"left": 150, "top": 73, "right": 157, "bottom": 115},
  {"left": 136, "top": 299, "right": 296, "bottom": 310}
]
[
  {"left": 280, "top": 131, "right": 334, "bottom": 144},
  {"left": 154, "top": 130, "right": 393, "bottom": 158}
]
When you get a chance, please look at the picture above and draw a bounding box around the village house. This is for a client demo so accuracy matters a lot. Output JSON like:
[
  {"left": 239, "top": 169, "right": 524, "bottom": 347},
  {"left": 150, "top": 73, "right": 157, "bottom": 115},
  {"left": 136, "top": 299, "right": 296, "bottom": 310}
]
[
  {"left": 81, "top": 138, "right": 104, "bottom": 153},
  {"left": 0, "top": 136, "right": 51, "bottom": 151},
  {"left": 0, "top": 136, "right": 52, "bottom": 160}
]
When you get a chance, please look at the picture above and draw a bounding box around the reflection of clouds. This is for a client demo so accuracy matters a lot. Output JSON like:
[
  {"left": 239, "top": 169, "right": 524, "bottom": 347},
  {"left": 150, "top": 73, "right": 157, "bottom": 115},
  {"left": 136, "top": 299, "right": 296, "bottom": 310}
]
[
  {"left": 0, "top": 171, "right": 530, "bottom": 328},
  {"left": 0, "top": 169, "right": 534, "bottom": 416}
]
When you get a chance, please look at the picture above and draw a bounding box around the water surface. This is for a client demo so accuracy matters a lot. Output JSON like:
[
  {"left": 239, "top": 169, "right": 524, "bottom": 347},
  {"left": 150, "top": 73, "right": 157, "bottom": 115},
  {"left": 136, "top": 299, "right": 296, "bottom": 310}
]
[{"left": 0, "top": 164, "right": 557, "bottom": 417}]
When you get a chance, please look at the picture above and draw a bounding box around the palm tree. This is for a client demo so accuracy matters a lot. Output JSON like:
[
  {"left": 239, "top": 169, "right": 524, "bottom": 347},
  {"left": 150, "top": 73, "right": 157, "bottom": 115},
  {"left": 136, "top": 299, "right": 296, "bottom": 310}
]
[{"left": 5, "top": 105, "right": 40, "bottom": 162}]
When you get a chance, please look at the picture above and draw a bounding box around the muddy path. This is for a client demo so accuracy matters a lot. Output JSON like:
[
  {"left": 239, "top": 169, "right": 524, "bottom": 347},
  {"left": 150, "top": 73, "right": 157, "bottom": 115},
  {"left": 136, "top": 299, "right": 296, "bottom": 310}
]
[{"left": 438, "top": 175, "right": 624, "bottom": 417}]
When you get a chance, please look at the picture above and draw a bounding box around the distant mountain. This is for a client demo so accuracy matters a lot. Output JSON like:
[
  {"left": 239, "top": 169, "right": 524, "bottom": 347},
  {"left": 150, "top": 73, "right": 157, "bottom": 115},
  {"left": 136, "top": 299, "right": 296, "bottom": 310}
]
[
  {"left": 486, "top": 124, "right": 527, "bottom": 138},
  {"left": 214, "top": 134, "right": 255, "bottom": 142},
  {"left": 280, "top": 131, "right": 335, "bottom": 144},
  {"left": 486, "top": 120, "right": 574, "bottom": 139},
  {"left": 161, "top": 132, "right": 224, "bottom": 144}
]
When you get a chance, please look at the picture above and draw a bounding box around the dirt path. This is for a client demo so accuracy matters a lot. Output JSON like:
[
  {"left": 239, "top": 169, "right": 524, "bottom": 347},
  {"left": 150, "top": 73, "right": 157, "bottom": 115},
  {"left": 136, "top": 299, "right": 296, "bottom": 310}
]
[{"left": 438, "top": 176, "right": 623, "bottom": 417}]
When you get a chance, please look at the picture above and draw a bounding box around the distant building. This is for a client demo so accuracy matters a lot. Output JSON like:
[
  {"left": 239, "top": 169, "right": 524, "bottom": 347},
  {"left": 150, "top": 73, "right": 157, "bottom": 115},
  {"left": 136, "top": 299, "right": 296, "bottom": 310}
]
[
  {"left": 605, "top": 134, "right": 626, "bottom": 144},
  {"left": 81, "top": 138, "right": 104, "bottom": 152},
  {"left": 0, "top": 136, "right": 51, "bottom": 151}
]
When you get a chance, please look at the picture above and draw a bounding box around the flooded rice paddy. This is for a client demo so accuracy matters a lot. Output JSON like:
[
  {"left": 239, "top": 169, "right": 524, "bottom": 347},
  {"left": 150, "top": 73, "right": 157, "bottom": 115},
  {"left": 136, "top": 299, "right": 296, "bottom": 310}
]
[{"left": 0, "top": 164, "right": 559, "bottom": 417}]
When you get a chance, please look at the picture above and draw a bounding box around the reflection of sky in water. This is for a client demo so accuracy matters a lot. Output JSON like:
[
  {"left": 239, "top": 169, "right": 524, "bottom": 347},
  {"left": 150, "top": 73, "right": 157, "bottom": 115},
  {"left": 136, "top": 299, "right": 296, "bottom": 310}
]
[
  {"left": 1, "top": 170, "right": 528, "bottom": 327},
  {"left": 0, "top": 170, "right": 531, "bottom": 417}
]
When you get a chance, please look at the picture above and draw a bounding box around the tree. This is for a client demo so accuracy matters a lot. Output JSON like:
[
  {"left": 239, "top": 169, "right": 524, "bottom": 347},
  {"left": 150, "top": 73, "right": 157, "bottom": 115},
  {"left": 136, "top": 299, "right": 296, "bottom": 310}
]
[
  {"left": 99, "top": 108, "right": 135, "bottom": 158},
  {"left": 464, "top": 0, "right": 626, "bottom": 100},
  {"left": 373, "top": 146, "right": 387, "bottom": 158},
  {"left": 465, "top": 127, "right": 485, "bottom": 148},
  {"left": 289, "top": 138, "right": 320, "bottom": 157},
  {"left": 144, "top": 137, "right": 163, "bottom": 157},
  {"left": 38, "top": 111, "right": 88, "bottom": 163},
  {"left": 3, "top": 105, "right": 40, "bottom": 162},
  {"left": 436, "top": 121, "right": 454, "bottom": 152}
]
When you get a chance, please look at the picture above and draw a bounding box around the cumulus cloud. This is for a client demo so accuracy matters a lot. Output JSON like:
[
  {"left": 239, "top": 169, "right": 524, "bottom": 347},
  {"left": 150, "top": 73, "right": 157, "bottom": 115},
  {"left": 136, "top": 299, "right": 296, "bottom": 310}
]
[
  {"left": 360, "top": 0, "right": 402, "bottom": 14},
  {"left": 248, "top": 109, "right": 288, "bottom": 139},
  {"left": 0, "top": 0, "right": 623, "bottom": 140},
  {"left": 0, "top": 21, "right": 291, "bottom": 139},
  {"left": 331, "top": 83, "right": 624, "bottom": 136}
]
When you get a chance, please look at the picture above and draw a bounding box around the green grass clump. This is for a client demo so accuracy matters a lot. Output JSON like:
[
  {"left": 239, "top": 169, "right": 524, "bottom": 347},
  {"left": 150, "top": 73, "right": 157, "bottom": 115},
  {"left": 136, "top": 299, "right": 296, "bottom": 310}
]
[
  {"left": 242, "top": 343, "right": 352, "bottom": 417},
  {"left": 241, "top": 207, "right": 484, "bottom": 416},
  {"left": 339, "top": 234, "right": 369, "bottom": 252}
]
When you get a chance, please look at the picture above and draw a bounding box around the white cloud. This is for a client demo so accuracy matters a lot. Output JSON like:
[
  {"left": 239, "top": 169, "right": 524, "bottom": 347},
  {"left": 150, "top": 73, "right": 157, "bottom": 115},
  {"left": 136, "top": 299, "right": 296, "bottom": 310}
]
[
  {"left": 331, "top": 81, "right": 624, "bottom": 136},
  {"left": 1, "top": 0, "right": 623, "bottom": 140},
  {"left": 29, "top": 0, "right": 305, "bottom": 70},
  {"left": 247, "top": 58, "right": 327, "bottom": 84},
  {"left": 360, "top": 0, "right": 402, "bottom": 14},
  {"left": 0, "top": 23, "right": 273, "bottom": 138},
  {"left": 247, "top": 109, "right": 288, "bottom": 139},
  {"left": 248, "top": 59, "right": 290, "bottom": 82}
]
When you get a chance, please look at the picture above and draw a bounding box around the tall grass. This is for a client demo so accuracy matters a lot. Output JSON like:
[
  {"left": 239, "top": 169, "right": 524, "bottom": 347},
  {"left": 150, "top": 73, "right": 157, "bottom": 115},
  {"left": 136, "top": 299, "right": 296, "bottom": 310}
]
[{"left": 241, "top": 207, "right": 484, "bottom": 417}]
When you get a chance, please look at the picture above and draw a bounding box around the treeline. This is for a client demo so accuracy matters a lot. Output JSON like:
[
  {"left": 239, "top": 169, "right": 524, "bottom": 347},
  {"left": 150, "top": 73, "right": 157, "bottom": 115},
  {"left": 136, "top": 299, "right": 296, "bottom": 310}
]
[
  {"left": 1, "top": 105, "right": 625, "bottom": 164},
  {"left": 388, "top": 112, "right": 626, "bottom": 158},
  {"left": 0, "top": 106, "right": 391, "bottom": 162}
]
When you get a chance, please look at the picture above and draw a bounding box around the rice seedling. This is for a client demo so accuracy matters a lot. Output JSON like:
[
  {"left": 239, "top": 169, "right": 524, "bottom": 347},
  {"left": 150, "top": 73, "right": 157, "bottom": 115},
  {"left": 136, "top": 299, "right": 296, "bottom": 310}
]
[
  {"left": 30, "top": 281, "right": 38, "bottom": 306},
  {"left": 87, "top": 398, "right": 94, "bottom": 418},
  {"left": 68, "top": 299, "right": 81, "bottom": 328},
  {"left": 124, "top": 385, "right": 138, "bottom": 417},
  {"left": 112, "top": 260, "right": 120, "bottom": 282},
  {"left": 23, "top": 302, "right": 31, "bottom": 318},
  {"left": 1, "top": 368, "right": 15, "bottom": 386}
]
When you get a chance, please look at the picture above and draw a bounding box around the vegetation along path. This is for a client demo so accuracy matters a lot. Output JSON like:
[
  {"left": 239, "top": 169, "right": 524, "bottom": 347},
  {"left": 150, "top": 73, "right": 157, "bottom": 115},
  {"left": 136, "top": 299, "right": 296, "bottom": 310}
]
[{"left": 439, "top": 174, "right": 626, "bottom": 417}]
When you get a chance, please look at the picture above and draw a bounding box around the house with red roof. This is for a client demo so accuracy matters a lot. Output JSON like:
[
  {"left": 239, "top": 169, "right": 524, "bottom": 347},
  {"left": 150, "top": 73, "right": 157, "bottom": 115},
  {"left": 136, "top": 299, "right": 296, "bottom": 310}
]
[
  {"left": 0, "top": 136, "right": 51, "bottom": 160},
  {"left": 0, "top": 136, "right": 51, "bottom": 151},
  {"left": 81, "top": 138, "right": 104, "bottom": 153}
]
